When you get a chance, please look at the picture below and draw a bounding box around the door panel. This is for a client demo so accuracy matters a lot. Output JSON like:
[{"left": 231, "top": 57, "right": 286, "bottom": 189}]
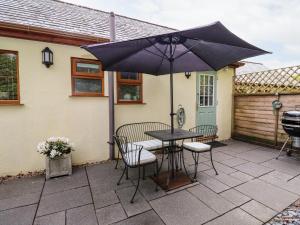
[{"left": 196, "top": 72, "right": 217, "bottom": 126}]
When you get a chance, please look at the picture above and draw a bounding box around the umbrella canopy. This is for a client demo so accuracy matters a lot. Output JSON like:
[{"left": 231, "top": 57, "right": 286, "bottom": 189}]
[
  {"left": 82, "top": 21, "right": 269, "bottom": 74},
  {"left": 82, "top": 21, "right": 269, "bottom": 132}
]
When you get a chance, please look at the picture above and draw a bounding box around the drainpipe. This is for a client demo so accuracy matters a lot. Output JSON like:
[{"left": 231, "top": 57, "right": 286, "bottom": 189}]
[{"left": 108, "top": 12, "right": 116, "bottom": 159}]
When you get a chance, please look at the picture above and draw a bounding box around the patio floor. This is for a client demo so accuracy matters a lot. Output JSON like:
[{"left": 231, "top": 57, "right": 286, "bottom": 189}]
[{"left": 1, "top": 140, "right": 300, "bottom": 225}]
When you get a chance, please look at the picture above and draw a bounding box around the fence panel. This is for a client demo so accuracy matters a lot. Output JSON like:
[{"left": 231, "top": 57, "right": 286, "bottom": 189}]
[{"left": 233, "top": 65, "right": 300, "bottom": 146}]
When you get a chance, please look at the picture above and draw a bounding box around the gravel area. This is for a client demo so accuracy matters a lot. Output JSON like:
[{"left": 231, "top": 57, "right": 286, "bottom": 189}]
[{"left": 266, "top": 199, "right": 300, "bottom": 225}]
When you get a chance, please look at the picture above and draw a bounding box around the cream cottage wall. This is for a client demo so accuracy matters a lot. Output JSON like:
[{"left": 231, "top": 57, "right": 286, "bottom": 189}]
[{"left": 0, "top": 36, "right": 235, "bottom": 176}]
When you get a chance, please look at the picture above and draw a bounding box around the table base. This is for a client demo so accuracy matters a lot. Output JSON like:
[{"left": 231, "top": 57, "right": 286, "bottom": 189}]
[{"left": 151, "top": 171, "right": 192, "bottom": 191}]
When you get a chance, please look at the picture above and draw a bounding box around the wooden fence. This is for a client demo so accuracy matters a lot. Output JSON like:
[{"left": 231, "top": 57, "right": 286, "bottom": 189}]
[{"left": 233, "top": 65, "right": 300, "bottom": 146}]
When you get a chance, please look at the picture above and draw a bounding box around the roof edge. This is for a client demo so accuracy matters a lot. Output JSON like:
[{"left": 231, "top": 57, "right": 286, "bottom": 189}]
[{"left": 0, "top": 21, "right": 109, "bottom": 46}]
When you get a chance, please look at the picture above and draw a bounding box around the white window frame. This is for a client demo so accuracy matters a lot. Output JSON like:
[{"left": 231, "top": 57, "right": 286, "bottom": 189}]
[{"left": 198, "top": 74, "right": 215, "bottom": 107}]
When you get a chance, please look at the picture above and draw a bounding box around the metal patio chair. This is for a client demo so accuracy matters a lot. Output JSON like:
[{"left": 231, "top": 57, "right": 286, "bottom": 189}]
[
  {"left": 114, "top": 135, "right": 159, "bottom": 203},
  {"left": 114, "top": 122, "right": 171, "bottom": 171},
  {"left": 181, "top": 125, "right": 218, "bottom": 181}
]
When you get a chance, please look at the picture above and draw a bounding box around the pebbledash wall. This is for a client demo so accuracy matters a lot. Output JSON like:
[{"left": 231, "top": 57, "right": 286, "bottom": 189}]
[{"left": 0, "top": 36, "right": 234, "bottom": 176}]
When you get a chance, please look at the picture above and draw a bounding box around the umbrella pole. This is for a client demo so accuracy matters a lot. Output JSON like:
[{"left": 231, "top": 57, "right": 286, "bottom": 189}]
[{"left": 170, "top": 59, "right": 174, "bottom": 134}]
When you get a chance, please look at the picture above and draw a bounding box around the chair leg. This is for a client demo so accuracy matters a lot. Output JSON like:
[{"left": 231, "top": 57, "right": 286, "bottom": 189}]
[
  {"left": 210, "top": 150, "right": 218, "bottom": 175},
  {"left": 142, "top": 166, "right": 146, "bottom": 180},
  {"left": 193, "top": 152, "right": 200, "bottom": 181},
  {"left": 131, "top": 166, "right": 140, "bottom": 203},
  {"left": 126, "top": 167, "right": 129, "bottom": 180},
  {"left": 181, "top": 149, "right": 192, "bottom": 182},
  {"left": 117, "top": 166, "right": 126, "bottom": 185},
  {"left": 115, "top": 151, "right": 120, "bottom": 169},
  {"left": 155, "top": 160, "right": 159, "bottom": 192}
]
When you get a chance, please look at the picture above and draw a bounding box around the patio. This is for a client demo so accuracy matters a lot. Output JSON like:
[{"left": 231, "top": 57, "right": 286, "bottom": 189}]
[{"left": 1, "top": 139, "right": 300, "bottom": 225}]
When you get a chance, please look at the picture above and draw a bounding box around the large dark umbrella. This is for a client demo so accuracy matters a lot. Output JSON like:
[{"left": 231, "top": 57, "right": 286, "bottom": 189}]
[{"left": 82, "top": 21, "right": 269, "bottom": 133}]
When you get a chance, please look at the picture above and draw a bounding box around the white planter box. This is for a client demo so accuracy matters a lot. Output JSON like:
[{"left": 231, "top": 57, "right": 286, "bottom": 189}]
[{"left": 45, "top": 154, "right": 72, "bottom": 179}]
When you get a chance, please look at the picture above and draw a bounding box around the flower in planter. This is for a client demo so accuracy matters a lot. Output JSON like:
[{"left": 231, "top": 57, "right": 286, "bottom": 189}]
[{"left": 37, "top": 137, "right": 74, "bottom": 159}]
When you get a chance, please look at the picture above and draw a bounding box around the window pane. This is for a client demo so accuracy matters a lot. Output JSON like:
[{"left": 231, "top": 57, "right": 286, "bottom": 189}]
[
  {"left": 74, "top": 78, "right": 102, "bottom": 93},
  {"left": 120, "top": 72, "right": 139, "bottom": 80},
  {"left": 76, "top": 62, "right": 100, "bottom": 74},
  {"left": 209, "top": 76, "right": 214, "bottom": 85},
  {"left": 209, "top": 86, "right": 213, "bottom": 95},
  {"left": 204, "top": 96, "right": 208, "bottom": 106},
  {"left": 209, "top": 96, "right": 213, "bottom": 106},
  {"left": 0, "top": 52, "right": 18, "bottom": 100},
  {"left": 119, "top": 85, "right": 141, "bottom": 101},
  {"left": 199, "top": 96, "right": 204, "bottom": 106},
  {"left": 200, "top": 75, "right": 204, "bottom": 85}
]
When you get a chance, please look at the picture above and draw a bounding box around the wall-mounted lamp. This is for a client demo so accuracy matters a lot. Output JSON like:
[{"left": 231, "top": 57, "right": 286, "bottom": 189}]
[
  {"left": 185, "top": 72, "right": 191, "bottom": 79},
  {"left": 42, "top": 47, "right": 53, "bottom": 68}
]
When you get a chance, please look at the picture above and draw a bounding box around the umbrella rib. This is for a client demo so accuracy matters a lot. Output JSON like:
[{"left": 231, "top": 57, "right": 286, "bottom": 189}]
[
  {"left": 146, "top": 38, "right": 168, "bottom": 58},
  {"left": 144, "top": 48, "right": 165, "bottom": 59},
  {"left": 155, "top": 44, "right": 169, "bottom": 74},
  {"left": 182, "top": 41, "right": 218, "bottom": 70},
  {"left": 173, "top": 40, "right": 204, "bottom": 60}
]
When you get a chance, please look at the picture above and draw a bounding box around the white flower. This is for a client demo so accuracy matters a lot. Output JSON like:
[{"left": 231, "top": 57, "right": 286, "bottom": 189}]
[
  {"left": 50, "top": 150, "right": 58, "bottom": 158},
  {"left": 47, "top": 137, "right": 58, "bottom": 142},
  {"left": 37, "top": 141, "right": 47, "bottom": 153},
  {"left": 59, "top": 137, "right": 69, "bottom": 144}
]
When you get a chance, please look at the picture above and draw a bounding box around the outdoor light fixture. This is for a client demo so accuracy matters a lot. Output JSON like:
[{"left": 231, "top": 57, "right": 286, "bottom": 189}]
[
  {"left": 185, "top": 72, "right": 191, "bottom": 79},
  {"left": 42, "top": 47, "right": 53, "bottom": 68}
]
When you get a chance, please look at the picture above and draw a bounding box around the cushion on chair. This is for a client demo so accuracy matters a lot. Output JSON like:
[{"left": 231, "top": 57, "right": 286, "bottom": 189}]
[
  {"left": 183, "top": 142, "right": 211, "bottom": 152},
  {"left": 133, "top": 139, "right": 169, "bottom": 151},
  {"left": 124, "top": 149, "right": 156, "bottom": 166}
]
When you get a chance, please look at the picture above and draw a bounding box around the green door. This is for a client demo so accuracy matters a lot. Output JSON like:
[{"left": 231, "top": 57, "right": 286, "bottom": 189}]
[{"left": 196, "top": 71, "right": 217, "bottom": 126}]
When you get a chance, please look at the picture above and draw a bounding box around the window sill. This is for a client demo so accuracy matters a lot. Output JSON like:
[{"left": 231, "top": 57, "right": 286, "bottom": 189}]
[
  {"left": 115, "top": 102, "right": 146, "bottom": 105},
  {"left": 0, "top": 102, "right": 24, "bottom": 106},
  {"left": 69, "top": 95, "right": 109, "bottom": 98}
]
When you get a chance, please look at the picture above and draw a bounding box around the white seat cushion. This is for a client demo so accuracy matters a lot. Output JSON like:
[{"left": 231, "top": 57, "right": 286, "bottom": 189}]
[
  {"left": 133, "top": 139, "right": 169, "bottom": 151},
  {"left": 124, "top": 149, "right": 156, "bottom": 166},
  {"left": 183, "top": 142, "right": 211, "bottom": 152}
]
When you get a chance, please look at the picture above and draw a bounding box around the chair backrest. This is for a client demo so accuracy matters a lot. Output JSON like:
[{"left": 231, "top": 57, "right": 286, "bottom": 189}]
[
  {"left": 189, "top": 125, "right": 218, "bottom": 143},
  {"left": 113, "top": 135, "right": 143, "bottom": 166},
  {"left": 116, "top": 122, "right": 170, "bottom": 143}
]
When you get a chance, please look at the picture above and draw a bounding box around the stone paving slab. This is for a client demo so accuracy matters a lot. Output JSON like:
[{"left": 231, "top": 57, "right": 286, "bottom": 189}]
[
  {"left": 34, "top": 211, "right": 65, "bottom": 225},
  {"left": 0, "top": 204, "right": 37, "bottom": 225},
  {"left": 116, "top": 186, "right": 151, "bottom": 217},
  {"left": 203, "top": 161, "right": 237, "bottom": 174},
  {"left": 96, "top": 203, "right": 126, "bottom": 225},
  {"left": 220, "top": 188, "right": 251, "bottom": 206},
  {"left": 92, "top": 189, "right": 119, "bottom": 209},
  {"left": 259, "top": 171, "right": 300, "bottom": 195},
  {"left": 235, "top": 149, "right": 277, "bottom": 163},
  {"left": 203, "top": 152, "right": 235, "bottom": 162},
  {"left": 220, "top": 157, "right": 249, "bottom": 167},
  {"left": 43, "top": 167, "right": 88, "bottom": 195},
  {"left": 0, "top": 192, "right": 40, "bottom": 211},
  {"left": 204, "top": 171, "right": 244, "bottom": 187},
  {"left": 0, "top": 176, "right": 44, "bottom": 200},
  {"left": 66, "top": 204, "right": 98, "bottom": 225},
  {"left": 205, "top": 208, "right": 262, "bottom": 225},
  {"left": 235, "top": 179, "right": 299, "bottom": 212},
  {"left": 241, "top": 200, "right": 277, "bottom": 223},
  {"left": 37, "top": 186, "right": 92, "bottom": 216},
  {"left": 113, "top": 210, "right": 164, "bottom": 225},
  {"left": 234, "top": 162, "right": 274, "bottom": 177},
  {"left": 132, "top": 179, "right": 166, "bottom": 201},
  {"left": 197, "top": 172, "right": 231, "bottom": 193},
  {"left": 150, "top": 190, "right": 218, "bottom": 225},
  {"left": 229, "top": 171, "right": 254, "bottom": 182},
  {"left": 261, "top": 158, "right": 300, "bottom": 176},
  {"left": 188, "top": 184, "right": 235, "bottom": 214}
]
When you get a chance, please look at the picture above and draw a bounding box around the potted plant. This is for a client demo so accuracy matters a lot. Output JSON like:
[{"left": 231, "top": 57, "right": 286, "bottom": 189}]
[{"left": 37, "top": 137, "right": 74, "bottom": 179}]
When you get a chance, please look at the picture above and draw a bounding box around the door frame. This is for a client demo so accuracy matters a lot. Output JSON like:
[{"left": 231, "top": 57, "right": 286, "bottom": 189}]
[{"left": 196, "top": 71, "right": 217, "bottom": 126}]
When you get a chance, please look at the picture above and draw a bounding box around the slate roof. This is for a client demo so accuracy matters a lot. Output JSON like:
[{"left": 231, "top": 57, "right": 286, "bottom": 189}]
[{"left": 0, "top": 0, "right": 175, "bottom": 41}]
